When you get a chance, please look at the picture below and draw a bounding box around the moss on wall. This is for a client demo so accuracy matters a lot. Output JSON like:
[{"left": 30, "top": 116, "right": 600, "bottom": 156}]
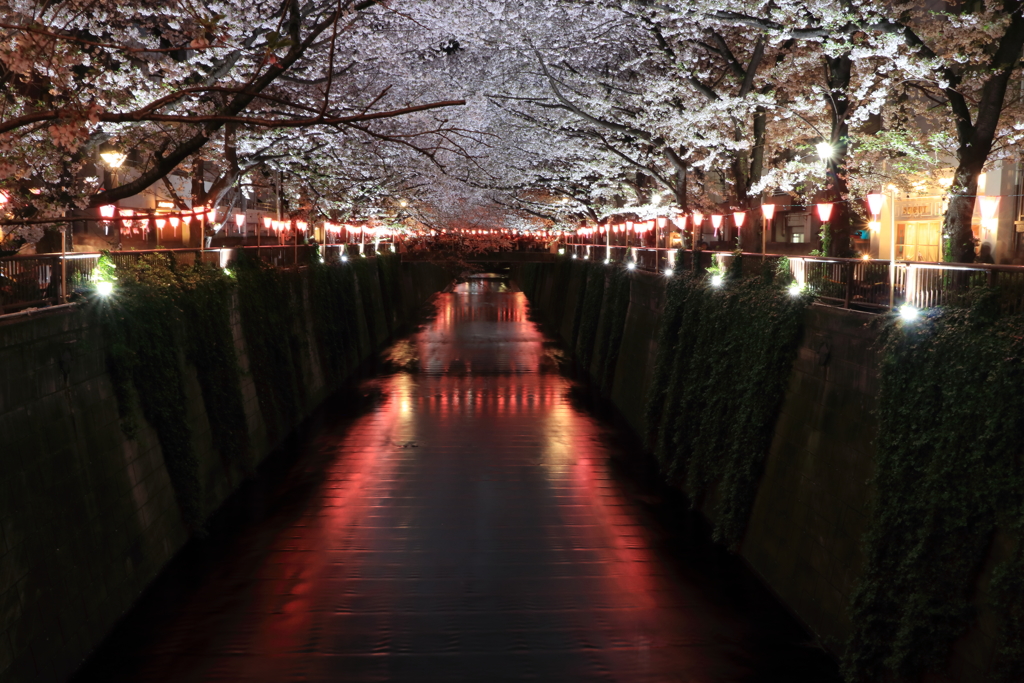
[
  {"left": 843, "top": 295, "right": 1024, "bottom": 683},
  {"left": 95, "top": 253, "right": 248, "bottom": 528},
  {"left": 645, "top": 270, "right": 808, "bottom": 546},
  {"left": 575, "top": 265, "right": 605, "bottom": 371}
]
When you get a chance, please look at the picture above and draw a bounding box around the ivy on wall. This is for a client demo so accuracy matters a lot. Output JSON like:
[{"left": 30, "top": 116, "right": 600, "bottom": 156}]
[
  {"left": 308, "top": 257, "right": 361, "bottom": 382},
  {"left": 843, "top": 295, "right": 1024, "bottom": 683},
  {"left": 645, "top": 268, "right": 808, "bottom": 547},
  {"left": 94, "top": 253, "right": 248, "bottom": 528},
  {"left": 594, "top": 267, "right": 631, "bottom": 393},
  {"left": 97, "top": 252, "right": 411, "bottom": 530},
  {"left": 575, "top": 265, "right": 605, "bottom": 371},
  {"left": 233, "top": 252, "right": 305, "bottom": 442}
]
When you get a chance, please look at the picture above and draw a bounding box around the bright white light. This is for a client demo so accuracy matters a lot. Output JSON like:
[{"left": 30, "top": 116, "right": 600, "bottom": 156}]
[
  {"left": 572, "top": 254, "right": 577, "bottom": 259},
  {"left": 815, "top": 141, "right": 832, "bottom": 162},
  {"left": 583, "top": 254, "right": 589, "bottom": 260},
  {"left": 899, "top": 304, "right": 918, "bottom": 321},
  {"left": 604, "top": 259, "right": 611, "bottom": 264},
  {"left": 664, "top": 268, "right": 674, "bottom": 277},
  {"left": 710, "top": 274, "right": 723, "bottom": 287},
  {"left": 558, "top": 248, "right": 565, "bottom": 255},
  {"left": 96, "top": 281, "right": 114, "bottom": 296},
  {"left": 788, "top": 283, "right": 802, "bottom": 297},
  {"left": 341, "top": 254, "right": 348, "bottom": 262},
  {"left": 626, "top": 261, "right": 636, "bottom": 270}
]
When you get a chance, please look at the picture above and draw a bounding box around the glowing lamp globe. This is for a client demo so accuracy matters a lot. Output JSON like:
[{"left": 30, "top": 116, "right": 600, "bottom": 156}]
[
  {"left": 866, "top": 193, "right": 885, "bottom": 217},
  {"left": 99, "top": 204, "right": 116, "bottom": 220},
  {"left": 816, "top": 203, "right": 833, "bottom": 222},
  {"left": 761, "top": 203, "right": 776, "bottom": 221},
  {"left": 692, "top": 211, "right": 704, "bottom": 225},
  {"left": 235, "top": 213, "right": 246, "bottom": 228},
  {"left": 733, "top": 212, "right": 746, "bottom": 228},
  {"left": 263, "top": 216, "right": 272, "bottom": 229},
  {"left": 710, "top": 214, "right": 723, "bottom": 229}
]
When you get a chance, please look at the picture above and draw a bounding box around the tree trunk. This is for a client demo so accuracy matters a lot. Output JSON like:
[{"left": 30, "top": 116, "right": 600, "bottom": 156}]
[
  {"left": 940, "top": 5, "right": 1024, "bottom": 262},
  {"left": 944, "top": 159, "right": 985, "bottom": 262},
  {"left": 824, "top": 54, "right": 853, "bottom": 257}
]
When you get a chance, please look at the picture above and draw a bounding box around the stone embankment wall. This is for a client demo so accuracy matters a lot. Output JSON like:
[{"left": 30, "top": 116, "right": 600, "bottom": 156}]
[
  {"left": 0, "top": 259, "right": 447, "bottom": 683},
  {"left": 516, "top": 260, "right": 1005, "bottom": 683}
]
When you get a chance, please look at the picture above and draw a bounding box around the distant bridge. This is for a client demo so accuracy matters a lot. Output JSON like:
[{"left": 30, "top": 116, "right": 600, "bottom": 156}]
[{"left": 400, "top": 251, "right": 557, "bottom": 263}]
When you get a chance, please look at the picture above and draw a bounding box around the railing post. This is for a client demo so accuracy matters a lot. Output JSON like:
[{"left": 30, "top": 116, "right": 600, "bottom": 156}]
[
  {"left": 987, "top": 268, "right": 997, "bottom": 289},
  {"left": 843, "top": 261, "right": 853, "bottom": 309},
  {"left": 60, "top": 226, "right": 67, "bottom": 304}
]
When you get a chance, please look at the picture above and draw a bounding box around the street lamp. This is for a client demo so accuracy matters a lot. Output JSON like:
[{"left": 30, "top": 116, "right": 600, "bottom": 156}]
[
  {"left": 100, "top": 149, "right": 127, "bottom": 193},
  {"left": 815, "top": 141, "right": 832, "bottom": 165},
  {"left": 100, "top": 150, "right": 126, "bottom": 169}
]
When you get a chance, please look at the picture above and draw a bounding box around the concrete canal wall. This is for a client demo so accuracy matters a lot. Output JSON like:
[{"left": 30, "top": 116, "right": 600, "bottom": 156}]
[
  {"left": 0, "top": 260, "right": 448, "bottom": 683},
  {"left": 516, "top": 261, "right": 1006, "bottom": 683}
]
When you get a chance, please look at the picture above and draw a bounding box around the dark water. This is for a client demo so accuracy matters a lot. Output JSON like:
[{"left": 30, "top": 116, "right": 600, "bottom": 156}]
[{"left": 74, "top": 278, "right": 840, "bottom": 682}]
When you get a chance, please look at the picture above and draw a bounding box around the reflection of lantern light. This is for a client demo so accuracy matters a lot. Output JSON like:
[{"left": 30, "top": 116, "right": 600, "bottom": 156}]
[
  {"left": 733, "top": 211, "right": 746, "bottom": 228},
  {"left": 816, "top": 203, "right": 833, "bottom": 222},
  {"left": 119, "top": 209, "right": 133, "bottom": 228},
  {"left": 761, "top": 203, "right": 776, "bottom": 221},
  {"left": 866, "top": 193, "right": 885, "bottom": 217},
  {"left": 99, "top": 204, "right": 116, "bottom": 219}
]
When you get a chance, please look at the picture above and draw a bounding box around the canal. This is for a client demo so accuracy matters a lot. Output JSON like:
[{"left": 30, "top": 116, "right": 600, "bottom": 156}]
[{"left": 74, "top": 276, "right": 840, "bottom": 682}]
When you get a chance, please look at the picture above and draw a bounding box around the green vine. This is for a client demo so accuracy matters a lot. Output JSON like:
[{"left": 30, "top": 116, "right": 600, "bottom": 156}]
[
  {"left": 645, "top": 270, "right": 808, "bottom": 546},
  {"left": 575, "top": 264, "right": 605, "bottom": 371},
  {"left": 594, "top": 266, "right": 631, "bottom": 393},
  {"left": 93, "top": 253, "right": 248, "bottom": 528},
  {"left": 568, "top": 259, "right": 589, "bottom": 352},
  {"left": 308, "top": 257, "right": 361, "bottom": 382},
  {"left": 843, "top": 296, "right": 1024, "bottom": 682},
  {"left": 233, "top": 251, "right": 304, "bottom": 441}
]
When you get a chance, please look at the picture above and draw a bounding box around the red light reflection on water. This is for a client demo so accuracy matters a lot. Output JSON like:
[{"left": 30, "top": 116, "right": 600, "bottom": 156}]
[{"left": 82, "top": 278, "right": 825, "bottom": 682}]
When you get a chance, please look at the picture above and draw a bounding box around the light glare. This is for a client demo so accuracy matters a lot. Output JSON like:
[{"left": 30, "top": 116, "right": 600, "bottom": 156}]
[{"left": 899, "top": 304, "right": 918, "bottom": 321}]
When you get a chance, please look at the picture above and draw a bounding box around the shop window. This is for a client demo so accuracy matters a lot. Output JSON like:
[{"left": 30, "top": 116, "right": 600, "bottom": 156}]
[
  {"left": 774, "top": 213, "right": 810, "bottom": 243},
  {"left": 896, "top": 220, "right": 941, "bottom": 261}
]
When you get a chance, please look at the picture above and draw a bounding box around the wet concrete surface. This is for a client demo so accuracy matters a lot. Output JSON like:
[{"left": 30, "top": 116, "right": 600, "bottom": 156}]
[{"left": 73, "top": 277, "right": 840, "bottom": 682}]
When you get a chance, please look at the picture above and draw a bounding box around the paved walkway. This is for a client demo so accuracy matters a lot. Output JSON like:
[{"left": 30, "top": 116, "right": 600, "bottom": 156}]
[{"left": 75, "top": 278, "right": 839, "bottom": 682}]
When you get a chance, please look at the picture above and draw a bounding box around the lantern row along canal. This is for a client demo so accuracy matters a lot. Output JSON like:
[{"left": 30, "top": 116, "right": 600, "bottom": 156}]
[{"left": 74, "top": 274, "right": 840, "bottom": 682}]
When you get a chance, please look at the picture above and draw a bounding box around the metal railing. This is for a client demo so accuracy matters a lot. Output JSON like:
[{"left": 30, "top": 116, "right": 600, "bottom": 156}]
[
  {"left": 563, "top": 243, "right": 1024, "bottom": 315},
  {"left": 0, "top": 243, "right": 391, "bottom": 316}
]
